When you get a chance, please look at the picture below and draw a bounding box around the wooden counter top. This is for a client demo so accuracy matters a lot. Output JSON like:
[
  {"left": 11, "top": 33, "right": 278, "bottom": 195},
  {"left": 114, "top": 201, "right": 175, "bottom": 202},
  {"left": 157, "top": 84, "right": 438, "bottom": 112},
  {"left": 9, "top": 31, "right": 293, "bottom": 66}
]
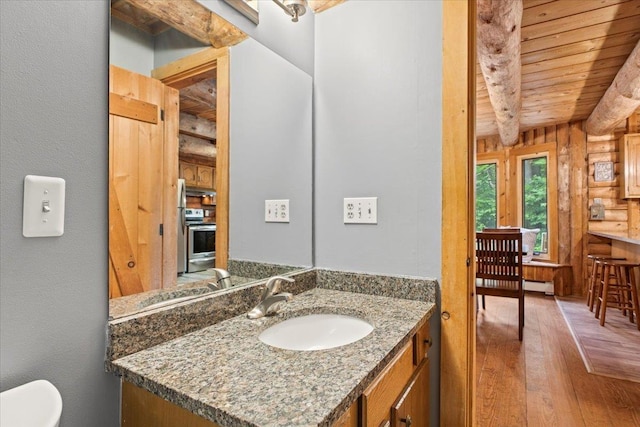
[{"left": 588, "top": 231, "right": 640, "bottom": 246}]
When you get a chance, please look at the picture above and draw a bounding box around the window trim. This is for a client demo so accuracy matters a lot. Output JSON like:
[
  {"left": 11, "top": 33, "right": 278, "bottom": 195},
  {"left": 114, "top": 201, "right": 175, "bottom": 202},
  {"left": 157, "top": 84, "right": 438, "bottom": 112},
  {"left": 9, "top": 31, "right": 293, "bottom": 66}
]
[
  {"left": 476, "top": 151, "right": 506, "bottom": 231},
  {"left": 508, "top": 142, "right": 558, "bottom": 262}
]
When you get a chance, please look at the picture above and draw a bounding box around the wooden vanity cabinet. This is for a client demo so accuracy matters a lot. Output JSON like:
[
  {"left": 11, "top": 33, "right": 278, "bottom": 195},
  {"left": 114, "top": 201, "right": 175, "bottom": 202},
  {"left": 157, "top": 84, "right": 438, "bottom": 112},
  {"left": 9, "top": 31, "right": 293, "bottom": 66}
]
[
  {"left": 620, "top": 133, "right": 640, "bottom": 199},
  {"left": 122, "top": 381, "right": 221, "bottom": 427},
  {"left": 180, "top": 161, "right": 215, "bottom": 190},
  {"left": 360, "top": 320, "right": 431, "bottom": 427}
]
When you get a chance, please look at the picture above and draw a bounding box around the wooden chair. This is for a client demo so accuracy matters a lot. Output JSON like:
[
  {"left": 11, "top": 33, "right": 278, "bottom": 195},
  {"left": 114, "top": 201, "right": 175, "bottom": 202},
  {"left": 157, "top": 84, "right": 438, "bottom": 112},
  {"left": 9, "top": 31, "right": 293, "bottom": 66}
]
[{"left": 476, "top": 230, "right": 525, "bottom": 340}]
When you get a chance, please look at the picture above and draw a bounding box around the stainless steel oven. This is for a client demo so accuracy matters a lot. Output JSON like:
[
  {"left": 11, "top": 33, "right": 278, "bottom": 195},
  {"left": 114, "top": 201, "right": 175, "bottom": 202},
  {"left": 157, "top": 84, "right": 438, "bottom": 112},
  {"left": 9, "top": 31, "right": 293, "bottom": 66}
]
[{"left": 185, "top": 209, "right": 216, "bottom": 273}]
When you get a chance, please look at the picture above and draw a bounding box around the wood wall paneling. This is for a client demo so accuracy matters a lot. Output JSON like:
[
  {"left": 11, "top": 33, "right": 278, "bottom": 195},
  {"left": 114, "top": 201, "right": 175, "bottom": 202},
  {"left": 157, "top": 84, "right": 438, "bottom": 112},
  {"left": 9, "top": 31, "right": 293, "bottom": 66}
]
[{"left": 476, "top": 108, "right": 640, "bottom": 295}]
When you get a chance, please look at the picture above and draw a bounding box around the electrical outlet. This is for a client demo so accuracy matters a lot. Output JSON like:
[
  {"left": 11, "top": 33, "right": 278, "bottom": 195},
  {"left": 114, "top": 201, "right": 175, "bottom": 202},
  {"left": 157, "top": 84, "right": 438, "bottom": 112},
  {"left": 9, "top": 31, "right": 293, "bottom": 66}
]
[
  {"left": 265, "top": 199, "right": 290, "bottom": 223},
  {"left": 344, "top": 197, "right": 377, "bottom": 224}
]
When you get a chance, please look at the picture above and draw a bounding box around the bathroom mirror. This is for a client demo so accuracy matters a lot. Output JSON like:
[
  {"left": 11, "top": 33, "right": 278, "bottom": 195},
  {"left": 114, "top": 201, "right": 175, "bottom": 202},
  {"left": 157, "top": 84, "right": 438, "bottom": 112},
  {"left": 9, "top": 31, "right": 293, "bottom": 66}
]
[{"left": 108, "top": 3, "right": 312, "bottom": 319}]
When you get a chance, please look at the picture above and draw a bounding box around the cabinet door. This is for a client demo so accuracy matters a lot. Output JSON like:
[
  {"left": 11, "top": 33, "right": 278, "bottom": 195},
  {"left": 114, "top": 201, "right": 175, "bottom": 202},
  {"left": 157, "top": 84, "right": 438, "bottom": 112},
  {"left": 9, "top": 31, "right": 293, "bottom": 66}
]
[
  {"left": 362, "top": 341, "right": 414, "bottom": 427},
  {"left": 197, "top": 165, "right": 214, "bottom": 190},
  {"left": 621, "top": 134, "right": 640, "bottom": 198},
  {"left": 391, "top": 358, "right": 429, "bottom": 427},
  {"left": 180, "top": 162, "right": 198, "bottom": 187}
]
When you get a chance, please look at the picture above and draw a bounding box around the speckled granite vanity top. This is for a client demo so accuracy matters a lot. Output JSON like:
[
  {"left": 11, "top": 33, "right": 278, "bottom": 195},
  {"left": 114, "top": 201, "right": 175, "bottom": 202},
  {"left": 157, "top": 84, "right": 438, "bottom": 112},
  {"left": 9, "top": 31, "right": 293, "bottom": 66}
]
[{"left": 111, "top": 288, "right": 435, "bottom": 427}]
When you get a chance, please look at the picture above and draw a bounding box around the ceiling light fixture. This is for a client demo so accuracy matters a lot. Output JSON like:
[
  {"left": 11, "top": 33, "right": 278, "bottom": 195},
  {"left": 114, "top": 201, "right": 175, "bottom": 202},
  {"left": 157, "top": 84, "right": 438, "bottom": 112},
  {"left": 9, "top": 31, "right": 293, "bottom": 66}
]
[{"left": 272, "top": 0, "right": 307, "bottom": 22}]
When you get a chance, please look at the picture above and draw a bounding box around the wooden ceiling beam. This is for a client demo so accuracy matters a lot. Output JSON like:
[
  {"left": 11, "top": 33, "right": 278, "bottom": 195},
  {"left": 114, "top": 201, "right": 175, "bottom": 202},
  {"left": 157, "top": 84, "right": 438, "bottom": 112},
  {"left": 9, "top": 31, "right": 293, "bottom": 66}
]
[
  {"left": 180, "top": 79, "right": 217, "bottom": 107},
  {"left": 308, "top": 0, "right": 346, "bottom": 14},
  {"left": 122, "top": 0, "right": 247, "bottom": 48},
  {"left": 477, "top": 0, "right": 523, "bottom": 146},
  {"left": 180, "top": 112, "right": 216, "bottom": 141},
  {"left": 179, "top": 134, "right": 217, "bottom": 158},
  {"left": 586, "top": 40, "right": 640, "bottom": 135}
]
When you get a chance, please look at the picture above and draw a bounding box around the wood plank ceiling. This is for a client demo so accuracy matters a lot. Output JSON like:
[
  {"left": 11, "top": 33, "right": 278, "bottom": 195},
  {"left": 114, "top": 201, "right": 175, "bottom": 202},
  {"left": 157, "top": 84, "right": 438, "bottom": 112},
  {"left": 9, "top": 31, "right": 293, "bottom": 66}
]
[{"left": 476, "top": 0, "right": 640, "bottom": 139}]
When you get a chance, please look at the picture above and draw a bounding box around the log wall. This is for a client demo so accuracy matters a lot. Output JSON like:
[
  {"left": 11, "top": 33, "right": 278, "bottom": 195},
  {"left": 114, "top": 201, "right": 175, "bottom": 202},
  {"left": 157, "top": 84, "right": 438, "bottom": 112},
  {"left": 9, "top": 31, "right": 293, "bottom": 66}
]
[{"left": 477, "top": 108, "right": 640, "bottom": 295}]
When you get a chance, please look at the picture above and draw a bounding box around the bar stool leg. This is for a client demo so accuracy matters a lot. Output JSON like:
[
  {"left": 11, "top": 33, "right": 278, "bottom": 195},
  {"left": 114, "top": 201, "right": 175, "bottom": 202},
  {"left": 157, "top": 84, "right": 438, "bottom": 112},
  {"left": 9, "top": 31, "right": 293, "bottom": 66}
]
[
  {"left": 589, "top": 261, "right": 604, "bottom": 312},
  {"left": 597, "top": 264, "right": 611, "bottom": 325},
  {"left": 626, "top": 266, "right": 640, "bottom": 331},
  {"left": 587, "top": 258, "right": 597, "bottom": 308}
]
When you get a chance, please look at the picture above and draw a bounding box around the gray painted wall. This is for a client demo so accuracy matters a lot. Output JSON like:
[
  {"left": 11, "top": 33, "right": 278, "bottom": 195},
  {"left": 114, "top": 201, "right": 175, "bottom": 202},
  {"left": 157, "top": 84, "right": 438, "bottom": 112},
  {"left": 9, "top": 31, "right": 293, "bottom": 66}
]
[
  {"left": 198, "top": 0, "right": 314, "bottom": 76},
  {"left": 153, "top": 29, "right": 208, "bottom": 70},
  {"left": 229, "top": 39, "right": 313, "bottom": 267},
  {"left": 109, "top": 17, "right": 154, "bottom": 76},
  {"left": 0, "top": 1, "right": 120, "bottom": 426},
  {"left": 314, "top": 1, "right": 443, "bottom": 278},
  {"left": 314, "top": 2, "right": 443, "bottom": 424}
]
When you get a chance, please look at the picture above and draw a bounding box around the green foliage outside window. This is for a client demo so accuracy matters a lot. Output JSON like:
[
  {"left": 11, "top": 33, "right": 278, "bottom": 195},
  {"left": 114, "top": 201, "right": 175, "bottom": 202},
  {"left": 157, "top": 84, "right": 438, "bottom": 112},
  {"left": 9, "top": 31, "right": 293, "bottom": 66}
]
[
  {"left": 522, "top": 157, "right": 548, "bottom": 253},
  {"left": 476, "top": 163, "right": 497, "bottom": 232}
]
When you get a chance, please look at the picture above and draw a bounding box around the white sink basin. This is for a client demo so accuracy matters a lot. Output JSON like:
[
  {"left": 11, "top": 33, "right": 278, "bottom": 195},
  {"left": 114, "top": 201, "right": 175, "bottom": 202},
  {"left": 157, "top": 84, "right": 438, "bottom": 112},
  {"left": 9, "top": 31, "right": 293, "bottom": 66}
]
[{"left": 258, "top": 314, "right": 374, "bottom": 351}]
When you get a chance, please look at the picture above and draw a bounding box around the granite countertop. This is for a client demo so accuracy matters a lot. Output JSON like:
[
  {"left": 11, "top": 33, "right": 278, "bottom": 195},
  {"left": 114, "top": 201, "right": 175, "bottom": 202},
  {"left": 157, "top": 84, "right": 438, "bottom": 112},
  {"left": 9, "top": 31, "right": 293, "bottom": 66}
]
[
  {"left": 109, "top": 273, "right": 257, "bottom": 320},
  {"left": 111, "top": 288, "right": 435, "bottom": 427}
]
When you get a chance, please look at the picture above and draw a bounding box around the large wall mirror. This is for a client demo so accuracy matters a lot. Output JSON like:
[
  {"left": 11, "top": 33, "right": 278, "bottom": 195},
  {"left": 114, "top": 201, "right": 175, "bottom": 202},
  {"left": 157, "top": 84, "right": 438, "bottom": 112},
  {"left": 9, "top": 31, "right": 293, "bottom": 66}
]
[{"left": 108, "top": 1, "right": 312, "bottom": 319}]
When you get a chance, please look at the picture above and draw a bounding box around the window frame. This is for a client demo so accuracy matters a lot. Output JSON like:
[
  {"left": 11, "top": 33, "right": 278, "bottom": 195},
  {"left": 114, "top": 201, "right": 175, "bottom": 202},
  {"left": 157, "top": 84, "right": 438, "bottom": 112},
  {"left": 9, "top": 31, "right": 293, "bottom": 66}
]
[
  {"left": 476, "top": 151, "right": 506, "bottom": 232},
  {"left": 509, "top": 142, "right": 558, "bottom": 262}
]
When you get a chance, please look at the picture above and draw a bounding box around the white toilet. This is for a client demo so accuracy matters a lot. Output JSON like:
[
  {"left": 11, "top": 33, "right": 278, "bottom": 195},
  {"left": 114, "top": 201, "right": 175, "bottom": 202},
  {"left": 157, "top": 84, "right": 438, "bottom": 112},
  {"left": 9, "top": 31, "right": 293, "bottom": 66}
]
[{"left": 0, "top": 380, "right": 62, "bottom": 427}]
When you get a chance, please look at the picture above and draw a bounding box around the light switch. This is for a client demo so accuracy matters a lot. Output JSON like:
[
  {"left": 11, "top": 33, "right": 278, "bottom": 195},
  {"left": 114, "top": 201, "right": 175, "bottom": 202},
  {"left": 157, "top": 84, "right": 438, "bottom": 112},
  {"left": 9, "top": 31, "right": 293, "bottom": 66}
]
[{"left": 23, "top": 175, "right": 65, "bottom": 237}]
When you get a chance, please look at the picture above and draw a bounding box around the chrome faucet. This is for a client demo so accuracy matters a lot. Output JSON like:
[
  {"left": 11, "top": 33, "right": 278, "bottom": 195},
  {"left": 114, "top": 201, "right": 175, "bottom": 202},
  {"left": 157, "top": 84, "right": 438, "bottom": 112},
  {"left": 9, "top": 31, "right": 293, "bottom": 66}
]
[
  {"left": 208, "top": 268, "right": 233, "bottom": 290},
  {"left": 247, "top": 276, "right": 294, "bottom": 319}
]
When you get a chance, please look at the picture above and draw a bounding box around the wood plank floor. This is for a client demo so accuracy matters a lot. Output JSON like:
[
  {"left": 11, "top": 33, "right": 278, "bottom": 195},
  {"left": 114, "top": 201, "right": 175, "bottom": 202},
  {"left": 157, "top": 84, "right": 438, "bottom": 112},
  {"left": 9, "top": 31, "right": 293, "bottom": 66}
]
[
  {"left": 556, "top": 296, "right": 640, "bottom": 383},
  {"left": 476, "top": 293, "right": 640, "bottom": 427}
]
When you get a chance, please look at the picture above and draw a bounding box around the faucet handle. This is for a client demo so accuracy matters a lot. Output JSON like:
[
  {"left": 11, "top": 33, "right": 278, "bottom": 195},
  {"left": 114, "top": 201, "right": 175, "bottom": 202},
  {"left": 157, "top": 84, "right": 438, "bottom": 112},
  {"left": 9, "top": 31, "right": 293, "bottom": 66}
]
[
  {"left": 262, "top": 276, "right": 295, "bottom": 299},
  {"left": 211, "top": 268, "right": 232, "bottom": 289}
]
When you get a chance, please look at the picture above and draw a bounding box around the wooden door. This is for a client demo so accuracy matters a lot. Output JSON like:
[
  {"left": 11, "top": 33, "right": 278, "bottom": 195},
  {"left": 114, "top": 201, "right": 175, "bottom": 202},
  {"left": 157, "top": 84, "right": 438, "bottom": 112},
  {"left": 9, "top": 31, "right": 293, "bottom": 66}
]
[
  {"left": 109, "top": 65, "right": 179, "bottom": 298},
  {"left": 392, "top": 358, "right": 430, "bottom": 427}
]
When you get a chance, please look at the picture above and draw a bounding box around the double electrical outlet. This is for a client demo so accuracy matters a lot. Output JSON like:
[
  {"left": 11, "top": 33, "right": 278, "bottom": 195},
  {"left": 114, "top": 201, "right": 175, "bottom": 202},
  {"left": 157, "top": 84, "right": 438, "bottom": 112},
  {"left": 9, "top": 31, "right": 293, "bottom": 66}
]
[
  {"left": 265, "top": 196, "right": 378, "bottom": 224},
  {"left": 265, "top": 199, "right": 290, "bottom": 222},
  {"left": 343, "top": 197, "right": 378, "bottom": 224}
]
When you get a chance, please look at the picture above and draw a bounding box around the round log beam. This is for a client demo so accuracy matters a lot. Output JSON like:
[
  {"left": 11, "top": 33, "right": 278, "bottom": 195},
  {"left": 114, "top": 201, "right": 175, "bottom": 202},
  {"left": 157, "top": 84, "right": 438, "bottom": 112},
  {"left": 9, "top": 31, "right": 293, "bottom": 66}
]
[
  {"left": 477, "top": 0, "right": 523, "bottom": 146},
  {"left": 586, "top": 40, "right": 640, "bottom": 136}
]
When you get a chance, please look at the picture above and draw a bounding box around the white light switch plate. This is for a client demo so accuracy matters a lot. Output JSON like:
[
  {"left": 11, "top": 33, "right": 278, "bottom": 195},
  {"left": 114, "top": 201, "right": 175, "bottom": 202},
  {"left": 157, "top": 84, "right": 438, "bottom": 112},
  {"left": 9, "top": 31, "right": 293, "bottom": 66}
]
[
  {"left": 23, "top": 175, "right": 65, "bottom": 237},
  {"left": 344, "top": 197, "right": 377, "bottom": 224},
  {"left": 265, "top": 199, "right": 290, "bottom": 223}
]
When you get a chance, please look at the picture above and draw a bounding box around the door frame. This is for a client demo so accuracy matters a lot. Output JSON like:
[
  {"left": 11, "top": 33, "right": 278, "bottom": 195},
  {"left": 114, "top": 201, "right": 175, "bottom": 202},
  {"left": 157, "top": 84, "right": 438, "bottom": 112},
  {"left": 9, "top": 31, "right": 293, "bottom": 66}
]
[
  {"left": 441, "top": 1, "right": 476, "bottom": 425},
  {"left": 151, "top": 47, "right": 231, "bottom": 270}
]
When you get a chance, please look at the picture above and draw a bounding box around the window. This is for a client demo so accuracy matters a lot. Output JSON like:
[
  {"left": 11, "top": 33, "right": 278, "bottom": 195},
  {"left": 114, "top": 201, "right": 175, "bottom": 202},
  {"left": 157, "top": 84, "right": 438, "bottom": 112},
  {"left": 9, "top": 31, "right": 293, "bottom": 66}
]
[
  {"left": 511, "top": 142, "right": 557, "bottom": 261},
  {"left": 475, "top": 152, "right": 506, "bottom": 233},
  {"left": 476, "top": 162, "right": 498, "bottom": 232},
  {"left": 522, "top": 156, "right": 548, "bottom": 254}
]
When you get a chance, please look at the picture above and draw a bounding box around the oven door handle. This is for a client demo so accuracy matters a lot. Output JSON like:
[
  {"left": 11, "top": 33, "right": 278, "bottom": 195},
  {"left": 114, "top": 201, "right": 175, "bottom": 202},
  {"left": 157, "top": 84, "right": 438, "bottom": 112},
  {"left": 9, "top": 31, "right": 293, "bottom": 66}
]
[
  {"left": 190, "top": 257, "right": 215, "bottom": 264},
  {"left": 188, "top": 225, "right": 217, "bottom": 231}
]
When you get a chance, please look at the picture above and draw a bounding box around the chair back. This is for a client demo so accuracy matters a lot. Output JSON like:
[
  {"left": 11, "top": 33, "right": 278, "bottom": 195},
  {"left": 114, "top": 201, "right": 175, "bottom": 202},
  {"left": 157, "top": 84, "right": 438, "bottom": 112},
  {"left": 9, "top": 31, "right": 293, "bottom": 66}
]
[{"left": 476, "top": 231, "right": 523, "bottom": 282}]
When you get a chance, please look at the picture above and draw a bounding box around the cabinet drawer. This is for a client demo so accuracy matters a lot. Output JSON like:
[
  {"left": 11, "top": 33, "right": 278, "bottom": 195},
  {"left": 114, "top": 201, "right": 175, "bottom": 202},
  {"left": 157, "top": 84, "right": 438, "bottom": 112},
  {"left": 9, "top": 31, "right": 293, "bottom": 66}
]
[
  {"left": 361, "top": 341, "right": 414, "bottom": 427},
  {"left": 413, "top": 320, "right": 431, "bottom": 365}
]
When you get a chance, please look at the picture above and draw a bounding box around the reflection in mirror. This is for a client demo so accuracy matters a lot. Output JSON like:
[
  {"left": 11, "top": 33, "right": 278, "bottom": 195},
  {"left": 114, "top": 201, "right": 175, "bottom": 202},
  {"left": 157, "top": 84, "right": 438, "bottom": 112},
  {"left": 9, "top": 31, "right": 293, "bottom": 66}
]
[{"left": 108, "top": 2, "right": 312, "bottom": 319}]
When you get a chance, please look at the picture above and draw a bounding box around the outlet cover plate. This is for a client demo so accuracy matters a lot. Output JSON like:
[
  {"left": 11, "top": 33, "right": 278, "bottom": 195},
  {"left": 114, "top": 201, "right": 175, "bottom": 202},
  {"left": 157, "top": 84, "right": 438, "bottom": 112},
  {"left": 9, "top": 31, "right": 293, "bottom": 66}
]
[
  {"left": 265, "top": 199, "right": 290, "bottom": 223},
  {"left": 344, "top": 197, "right": 377, "bottom": 224}
]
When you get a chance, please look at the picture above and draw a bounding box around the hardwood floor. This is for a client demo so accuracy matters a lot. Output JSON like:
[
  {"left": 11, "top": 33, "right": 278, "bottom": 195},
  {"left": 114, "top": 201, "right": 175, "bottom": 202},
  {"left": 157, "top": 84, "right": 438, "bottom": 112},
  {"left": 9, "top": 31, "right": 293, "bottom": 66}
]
[{"left": 476, "top": 293, "right": 640, "bottom": 427}]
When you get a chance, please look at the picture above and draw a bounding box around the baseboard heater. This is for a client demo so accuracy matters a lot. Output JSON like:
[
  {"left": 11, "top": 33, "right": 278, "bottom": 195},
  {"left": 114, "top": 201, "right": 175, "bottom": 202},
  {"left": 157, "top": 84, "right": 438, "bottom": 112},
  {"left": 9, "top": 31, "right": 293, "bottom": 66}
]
[{"left": 524, "top": 280, "right": 554, "bottom": 296}]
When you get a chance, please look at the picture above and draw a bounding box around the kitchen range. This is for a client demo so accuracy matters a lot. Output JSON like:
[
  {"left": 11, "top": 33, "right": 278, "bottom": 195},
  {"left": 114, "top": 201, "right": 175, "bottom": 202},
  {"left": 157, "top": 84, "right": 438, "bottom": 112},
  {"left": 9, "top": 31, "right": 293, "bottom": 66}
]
[{"left": 177, "top": 179, "right": 216, "bottom": 274}]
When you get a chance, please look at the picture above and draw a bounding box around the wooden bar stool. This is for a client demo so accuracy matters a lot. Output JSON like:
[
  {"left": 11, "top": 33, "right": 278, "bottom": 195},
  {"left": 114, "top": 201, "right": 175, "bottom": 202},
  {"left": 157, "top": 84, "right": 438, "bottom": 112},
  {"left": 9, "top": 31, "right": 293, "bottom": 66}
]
[
  {"left": 596, "top": 260, "right": 640, "bottom": 330},
  {"left": 586, "top": 255, "right": 625, "bottom": 312}
]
